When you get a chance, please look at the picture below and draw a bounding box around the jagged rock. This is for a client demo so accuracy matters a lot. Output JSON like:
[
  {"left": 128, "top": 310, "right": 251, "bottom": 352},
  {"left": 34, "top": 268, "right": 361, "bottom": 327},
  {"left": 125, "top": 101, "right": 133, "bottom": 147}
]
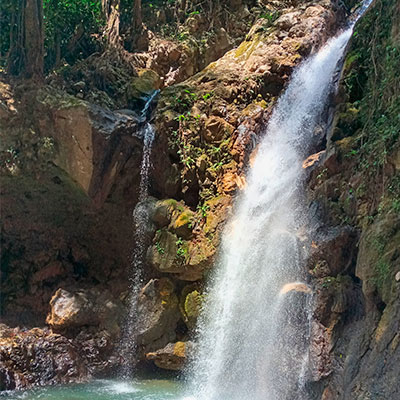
[
  {"left": 309, "top": 320, "right": 332, "bottom": 381},
  {"left": 308, "top": 226, "right": 358, "bottom": 277},
  {"left": 0, "top": 325, "right": 89, "bottom": 390},
  {"left": 46, "top": 288, "right": 124, "bottom": 336},
  {"left": 146, "top": 341, "right": 193, "bottom": 371},
  {"left": 136, "top": 278, "right": 181, "bottom": 353},
  {"left": 203, "top": 116, "right": 235, "bottom": 143},
  {"left": 313, "top": 275, "right": 357, "bottom": 328}
]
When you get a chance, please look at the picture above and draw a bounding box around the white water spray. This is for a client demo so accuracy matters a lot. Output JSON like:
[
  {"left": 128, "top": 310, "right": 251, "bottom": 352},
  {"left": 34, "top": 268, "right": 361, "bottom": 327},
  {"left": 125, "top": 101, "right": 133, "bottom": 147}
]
[{"left": 185, "top": 15, "right": 369, "bottom": 400}]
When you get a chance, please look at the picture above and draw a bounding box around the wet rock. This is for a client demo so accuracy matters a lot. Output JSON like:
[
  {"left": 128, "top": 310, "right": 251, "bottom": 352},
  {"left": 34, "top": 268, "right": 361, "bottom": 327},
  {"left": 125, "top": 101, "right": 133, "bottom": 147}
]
[
  {"left": 146, "top": 341, "right": 193, "bottom": 371},
  {"left": 147, "top": 229, "right": 182, "bottom": 274},
  {"left": 180, "top": 286, "right": 203, "bottom": 329},
  {"left": 128, "top": 69, "right": 161, "bottom": 101},
  {"left": 0, "top": 326, "right": 89, "bottom": 390},
  {"left": 136, "top": 278, "right": 181, "bottom": 353},
  {"left": 309, "top": 320, "right": 332, "bottom": 381},
  {"left": 356, "top": 215, "right": 400, "bottom": 306},
  {"left": 150, "top": 199, "right": 177, "bottom": 227},
  {"left": 308, "top": 226, "right": 358, "bottom": 277}
]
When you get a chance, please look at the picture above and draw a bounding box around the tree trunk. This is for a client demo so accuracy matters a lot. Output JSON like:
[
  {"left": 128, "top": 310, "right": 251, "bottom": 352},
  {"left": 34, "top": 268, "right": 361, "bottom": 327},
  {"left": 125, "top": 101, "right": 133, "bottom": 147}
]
[
  {"left": 7, "top": 0, "right": 44, "bottom": 79},
  {"left": 55, "top": 30, "right": 61, "bottom": 67},
  {"left": 24, "top": 0, "right": 44, "bottom": 78},
  {"left": 102, "top": 0, "right": 121, "bottom": 46},
  {"left": 132, "top": 0, "right": 142, "bottom": 33}
]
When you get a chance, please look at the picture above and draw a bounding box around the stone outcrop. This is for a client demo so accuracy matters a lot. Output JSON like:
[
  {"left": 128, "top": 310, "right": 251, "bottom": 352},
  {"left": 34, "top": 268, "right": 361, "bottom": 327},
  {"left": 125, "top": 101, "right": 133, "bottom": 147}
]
[
  {"left": 136, "top": 278, "right": 181, "bottom": 354},
  {"left": 146, "top": 341, "right": 193, "bottom": 371}
]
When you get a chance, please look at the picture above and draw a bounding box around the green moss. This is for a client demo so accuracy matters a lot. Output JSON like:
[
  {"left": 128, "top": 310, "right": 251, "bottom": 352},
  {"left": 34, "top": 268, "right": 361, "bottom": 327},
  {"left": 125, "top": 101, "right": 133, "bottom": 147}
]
[
  {"left": 184, "top": 290, "right": 203, "bottom": 319},
  {"left": 235, "top": 34, "right": 262, "bottom": 60},
  {"left": 37, "top": 87, "right": 86, "bottom": 110}
]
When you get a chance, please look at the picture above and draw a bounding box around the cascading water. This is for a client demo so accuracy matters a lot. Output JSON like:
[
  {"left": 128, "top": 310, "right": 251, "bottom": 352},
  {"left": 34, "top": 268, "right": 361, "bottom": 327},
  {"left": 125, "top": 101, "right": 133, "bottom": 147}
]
[
  {"left": 185, "top": 5, "right": 371, "bottom": 399},
  {"left": 119, "top": 91, "right": 158, "bottom": 378}
]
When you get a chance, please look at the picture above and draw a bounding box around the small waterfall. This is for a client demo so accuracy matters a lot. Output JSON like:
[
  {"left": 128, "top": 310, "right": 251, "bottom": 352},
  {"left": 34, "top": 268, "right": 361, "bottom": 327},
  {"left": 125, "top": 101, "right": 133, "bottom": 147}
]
[
  {"left": 119, "top": 91, "right": 158, "bottom": 378},
  {"left": 185, "top": 7, "right": 371, "bottom": 399}
]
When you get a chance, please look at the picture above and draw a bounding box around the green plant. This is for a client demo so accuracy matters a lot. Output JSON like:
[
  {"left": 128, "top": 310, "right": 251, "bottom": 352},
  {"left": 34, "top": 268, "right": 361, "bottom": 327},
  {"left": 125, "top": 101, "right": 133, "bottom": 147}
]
[
  {"left": 176, "top": 237, "right": 188, "bottom": 258},
  {"left": 202, "top": 92, "right": 212, "bottom": 101},
  {"left": 197, "top": 203, "right": 210, "bottom": 218},
  {"left": 155, "top": 241, "right": 165, "bottom": 255}
]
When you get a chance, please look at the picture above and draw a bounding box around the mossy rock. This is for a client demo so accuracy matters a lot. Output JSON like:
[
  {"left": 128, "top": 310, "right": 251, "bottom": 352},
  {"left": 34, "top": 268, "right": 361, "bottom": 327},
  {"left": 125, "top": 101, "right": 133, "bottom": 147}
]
[
  {"left": 169, "top": 208, "right": 195, "bottom": 239},
  {"left": 235, "top": 33, "right": 262, "bottom": 60},
  {"left": 357, "top": 214, "right": 400, "bottom": 305},
  {"left": 37, "top": 87, "right": 87, "bottom": 110},
  {"left": 148, "top": 229, "right": 180, "bottom": 273},
  {"left": 183, "top": 290, "right": 203, "bottom": 329},
  {"left": 147, "top": 228, "right": 190, "bottom": 274},
  {"left": 151, "top": 199, "right": 178, "bottom": 227},
  {"left": 179, "top": 284, "right": 203, "bottom": 329},
  {"left": 128, "top": 69, "right": 161, "bottom": 100}
]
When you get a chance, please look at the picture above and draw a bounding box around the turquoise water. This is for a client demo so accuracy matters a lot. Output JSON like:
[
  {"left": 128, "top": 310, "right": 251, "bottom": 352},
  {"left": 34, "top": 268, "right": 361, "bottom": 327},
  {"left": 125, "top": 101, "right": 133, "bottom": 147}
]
[{"left": 0, "top": 379, "right": 186, "bottom": 400}]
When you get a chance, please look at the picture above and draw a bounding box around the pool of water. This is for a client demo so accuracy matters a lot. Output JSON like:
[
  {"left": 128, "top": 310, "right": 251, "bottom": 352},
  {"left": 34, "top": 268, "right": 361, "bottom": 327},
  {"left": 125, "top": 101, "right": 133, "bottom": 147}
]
[{"left": 0, "top": 379, "right": 188, "bottom": 400}]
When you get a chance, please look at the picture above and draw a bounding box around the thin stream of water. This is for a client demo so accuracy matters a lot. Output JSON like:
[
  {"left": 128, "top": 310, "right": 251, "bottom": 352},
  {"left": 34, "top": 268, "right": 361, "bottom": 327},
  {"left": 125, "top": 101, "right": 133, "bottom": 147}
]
[{"left": 119, "top": 92, "right": 157, "bottom": 378}]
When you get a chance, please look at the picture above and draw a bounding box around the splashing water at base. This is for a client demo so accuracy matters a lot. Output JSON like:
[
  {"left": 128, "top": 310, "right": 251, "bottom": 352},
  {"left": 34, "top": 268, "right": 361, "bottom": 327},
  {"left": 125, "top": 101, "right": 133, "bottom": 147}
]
[{"left": 185, "top": 21, "right": 365, "bottom": 400}]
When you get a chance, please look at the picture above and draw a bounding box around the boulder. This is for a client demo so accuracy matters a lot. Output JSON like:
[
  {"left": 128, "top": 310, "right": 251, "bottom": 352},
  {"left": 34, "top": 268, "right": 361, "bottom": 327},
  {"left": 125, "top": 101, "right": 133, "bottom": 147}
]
[
  {"left": 36, "top": 88, "right": 142, "bottom": 206},
  {"left": 146, "top": 341, "right": 193, "bottom": 371},
  {"left": 136, "top": 279, "right": 181, "bottom": 353},
  {"left": 46, "top": 288, "right": 124, "bottom": 336},
  {"left": 128, "top": 69, "right": 161, "bottom": 100},
  {"left": 169, "top": 208, "right": 195, "bottom": 239},
  {"left": 178, "top": 239, "right": 215, "bottom": 281},
  {"left": 147, "top": 229, "right": 184, "bottom": 274}
]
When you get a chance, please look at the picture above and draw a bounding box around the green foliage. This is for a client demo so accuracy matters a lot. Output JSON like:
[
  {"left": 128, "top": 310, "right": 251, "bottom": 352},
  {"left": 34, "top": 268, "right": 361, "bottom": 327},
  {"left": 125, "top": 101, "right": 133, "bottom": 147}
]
[
  {"left": 197, "top": 203, "right": 209, "bottom": 218},
  {"left": 342, "top": 0, "right": 400, "bottom": 173},
  {"left": 171, "top": 88, "right": 198, "bottom": 112},
  {"left": 43, "top": 0, "right": 104, "bottom": 70},
  {"left": 259, "top": 11, "right": 279, "bottom": 23},
  {"left": 155, "top": 241, "right": 165, "bottom": 255},
  {"left": 0, "top": 0, "right": 17, "bottom": 65},
  {"left": 176, "top": 237, "right": 188, "bottom": 258},
  {"left": 0, "top": 0, "right": 104, "bottom": 70},
  {"left": 202, "top": 92, "right": 213, "bottom": 101}
]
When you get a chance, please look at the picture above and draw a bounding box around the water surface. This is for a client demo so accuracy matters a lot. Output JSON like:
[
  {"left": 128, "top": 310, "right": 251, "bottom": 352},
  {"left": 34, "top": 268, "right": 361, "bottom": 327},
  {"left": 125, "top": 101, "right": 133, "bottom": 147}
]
[{"left": 0, "top": 379, "right": 183, "bottom": 400}]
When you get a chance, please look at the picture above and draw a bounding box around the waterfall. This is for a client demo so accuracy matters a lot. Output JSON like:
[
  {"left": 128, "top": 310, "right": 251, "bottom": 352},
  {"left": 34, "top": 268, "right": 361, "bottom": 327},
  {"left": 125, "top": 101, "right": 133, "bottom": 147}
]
[
  {"left": 119, "top": 91, "right": 157, "bottom": 378},
  {"left": 185, "top": 10, "right": 370, "bottom": 400}
]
